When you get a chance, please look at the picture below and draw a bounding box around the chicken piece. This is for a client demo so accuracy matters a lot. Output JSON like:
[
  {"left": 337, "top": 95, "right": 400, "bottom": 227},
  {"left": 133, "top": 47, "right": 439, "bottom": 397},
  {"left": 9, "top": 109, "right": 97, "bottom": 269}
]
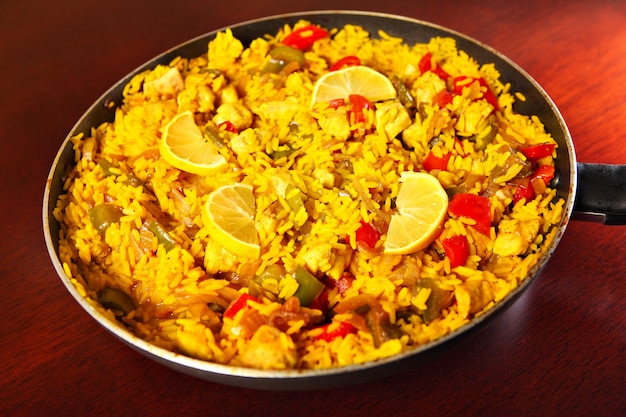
[
  {"left": 270, "top": 168, "right": 293, "bottom": 197},
  {"left": 375, "top": 101, "right": 412, "bottom": 140},
  {"left": 455, "top": 280, "right": 495, "bottom": 319},
  {"left": 520, "top": 219, "right": 541, "bottom": 243},
  {"left": 223, "top": 308, "right": 266, "bottom": 339},
  {"left": 229, "top": 128, "right": 259, "bottom": 156},
  {"left": 401, "top": 119, "right": 427, "bottom": 150},
  {"left": 469, "top": 227, "right": 493, "bottom": 260},
  {"left": 313, "top": 167, "right": 336, "bottom": 189},
  {"left": 299, "top": 242, "right": 333, "bottom": 275},
  {"left": 218, "top": 84, "right": 239, "bottom": 104},
  {"left": 493, "top": 218, "right": 540, "bottom": 257},
  {"left": 204, "top": 238, "right": 238, "bottom": 275},
  {"left": 239, "top": 325, "right": 298, "bottom": 370},
  {"left": 257, "top": 200, "right": 284, "bottom": 237},
  {"left": 485, "top": 254, "right": 522, "bottom": 279},
  {"left": 176, "top": 88, "right": 198, "bottom": 114},
  {"left": 374, "top": 253, "right": 404, "bottom": 280},
  {"left": 412, "top": 71, "right": 447, "bottom": 105},
  {"left": 316, "top": 108, "right": 351, "bottom": 141},
  {"left": 143, "top": 67, "right": 184, "bottom": 97},
  {"left": 175, "top": 320, "right": 218, "bottom": 362},
  {"left": 326, "top": 246, "right": 354, "bottom": 280},
  {"left": 196, "top": 85, "right": 217, "bottom": 113},
  {"left": 177, "top": 73, "right": 217, "bottom": 114},
  {"left": 255, "top": 100, "right": 299, "bottom": 124},
  {"left": 213, "top": 102, "right": 253, "bottom": 131},
  {"left": 454, "top": 100, "right": 494, "bottom": 137}
]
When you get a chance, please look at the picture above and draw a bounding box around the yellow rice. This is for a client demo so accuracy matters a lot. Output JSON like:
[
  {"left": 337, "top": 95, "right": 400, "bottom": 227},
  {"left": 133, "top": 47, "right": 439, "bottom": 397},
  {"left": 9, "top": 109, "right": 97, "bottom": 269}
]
[{"left": 54, "top": 21, "right": 564, "bottom": 370}]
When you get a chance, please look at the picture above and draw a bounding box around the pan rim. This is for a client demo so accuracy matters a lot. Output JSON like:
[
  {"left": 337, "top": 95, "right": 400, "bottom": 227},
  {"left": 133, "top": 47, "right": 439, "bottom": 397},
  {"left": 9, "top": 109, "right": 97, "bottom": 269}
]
[{"left": 42, "top": 9, "right": 577, "bottom": 390}]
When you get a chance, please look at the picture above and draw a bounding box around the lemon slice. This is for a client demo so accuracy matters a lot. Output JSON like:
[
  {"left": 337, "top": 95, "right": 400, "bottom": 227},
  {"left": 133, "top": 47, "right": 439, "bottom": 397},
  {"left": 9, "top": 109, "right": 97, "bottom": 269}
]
[
  {"left": 384, "top": 172, "right": 449, "bottom": 255},
  {"left": 203, "top": 183, "right": 260, "bottom": 259},
  {"left": 311, "top": 66, "right": 397, "bottom": 107},
  {"left": 159, "top": 111, "right": 227, "bottom": 175}
]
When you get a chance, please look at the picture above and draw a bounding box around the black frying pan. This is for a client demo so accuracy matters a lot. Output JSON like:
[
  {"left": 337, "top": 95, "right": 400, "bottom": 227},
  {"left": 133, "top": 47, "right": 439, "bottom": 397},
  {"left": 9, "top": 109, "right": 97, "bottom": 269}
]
[{"left": 42, "top": 10, "right": 626, "bottom": 390}]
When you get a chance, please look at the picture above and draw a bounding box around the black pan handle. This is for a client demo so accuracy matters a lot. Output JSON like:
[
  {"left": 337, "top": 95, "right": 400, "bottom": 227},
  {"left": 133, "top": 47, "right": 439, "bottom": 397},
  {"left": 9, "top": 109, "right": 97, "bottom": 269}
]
[{"left": 573, "top": 163, "right": 626, "bottom": 225}]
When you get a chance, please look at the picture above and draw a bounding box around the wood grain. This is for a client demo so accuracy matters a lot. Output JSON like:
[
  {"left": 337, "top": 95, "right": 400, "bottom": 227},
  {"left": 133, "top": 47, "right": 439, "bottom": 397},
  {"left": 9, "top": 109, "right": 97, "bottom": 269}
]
[{"left": 1, "top": 0, "right": 624, "bottom": 415}]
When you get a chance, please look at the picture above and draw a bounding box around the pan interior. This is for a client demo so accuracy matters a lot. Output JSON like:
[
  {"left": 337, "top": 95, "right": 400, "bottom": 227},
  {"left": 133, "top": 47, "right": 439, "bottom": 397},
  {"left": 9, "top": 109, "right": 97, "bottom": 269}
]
[{"left": 43, "top": 11, "right": 575, "bottom": 390}]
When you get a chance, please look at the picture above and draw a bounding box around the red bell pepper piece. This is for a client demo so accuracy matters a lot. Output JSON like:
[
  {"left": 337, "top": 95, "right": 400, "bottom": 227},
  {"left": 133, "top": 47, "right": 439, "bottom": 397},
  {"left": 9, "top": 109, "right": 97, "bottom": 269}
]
[
  {"left": 441, "top": 235, "right": 469, "bottom": 268},
  {"left": 347, "top": 219, "right": 381, "bottom": 249},
  {"left": 513, "top": 183, "right": 535, "bottom": 205},
  {"left": 315, "top": 321, "right": 358, "bottom": 342},
  {"left": 476, "top": 77, "right": 499, "bottom": 109},
  {"left": 330, "top": 55, "right": 361, "bottom": 71},
  {"left": 418, "top": 52, "right": 450, "bottom": 80},
  {"left": 512, "top": 165, "right": 556, "bottom": 204},
  {"left": 348, "top": 94, "right": 373, "bottom": 125},
  {"left": 448, "top": 193, "right": 492, "bottom": 236},
  {"left": 223, "top": 293, "right": 258, "bottom": 319},
  {"left": 328, "top": 98, "right": 345, "bottom": 109},
  {"left": 309, "top": 288, "right": 330, "bottom": 311},
  {"left": 309, "top": 273, "right": 354, "bottom": 312},
  {"left": 520, "top": 144, "right": 556, "bottom": 161},
  {"left": 452, "top": 76, "right": 499, "bottom": 110},
  {"left": 433, "top": 89, "right": 454, "bottom": 108},
  {"left": 218, "top": 121, "right": 238, "bottom": 134},
  {"left": 282, "top": 25, "right": 329, "bottom": 50},
  {"left": 423, "top": 151, "right": 451, "bottom": 172},
  {"left": 532, "top": 165, "right": 555, "bottom": 184}
]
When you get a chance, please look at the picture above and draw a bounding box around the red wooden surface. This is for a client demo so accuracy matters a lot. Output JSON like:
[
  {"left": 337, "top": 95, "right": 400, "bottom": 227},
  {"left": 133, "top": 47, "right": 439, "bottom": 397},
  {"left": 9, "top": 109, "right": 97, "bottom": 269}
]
[{"left": 1, "top": 0, "right": 624, "bottom": 415}]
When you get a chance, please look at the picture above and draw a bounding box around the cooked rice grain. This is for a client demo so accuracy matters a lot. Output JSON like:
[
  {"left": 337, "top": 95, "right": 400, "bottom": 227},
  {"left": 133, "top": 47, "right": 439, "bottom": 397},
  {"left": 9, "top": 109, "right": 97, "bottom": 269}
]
[{"left": 54, "top": 21, "right": 563, "bottom": 371}]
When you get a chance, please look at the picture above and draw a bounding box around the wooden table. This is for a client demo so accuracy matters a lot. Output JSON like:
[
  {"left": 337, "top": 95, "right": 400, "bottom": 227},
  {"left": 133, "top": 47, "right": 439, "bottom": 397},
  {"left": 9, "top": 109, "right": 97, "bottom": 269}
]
[{"left": 1, "top": 0, "right": 624, "bottom": 415}]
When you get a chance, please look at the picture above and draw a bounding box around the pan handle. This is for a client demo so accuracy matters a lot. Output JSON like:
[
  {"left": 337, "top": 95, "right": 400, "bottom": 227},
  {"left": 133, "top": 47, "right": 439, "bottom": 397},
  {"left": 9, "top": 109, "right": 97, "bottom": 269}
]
[{"left": 572, "top": 163, "right": 626, "bottom": 225}]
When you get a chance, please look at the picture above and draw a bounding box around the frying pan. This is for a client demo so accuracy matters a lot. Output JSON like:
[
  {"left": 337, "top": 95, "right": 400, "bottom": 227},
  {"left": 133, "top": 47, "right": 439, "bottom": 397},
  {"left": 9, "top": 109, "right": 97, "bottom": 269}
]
[{"left": 42, "top": 10, "right": 626, "bottom": 390}]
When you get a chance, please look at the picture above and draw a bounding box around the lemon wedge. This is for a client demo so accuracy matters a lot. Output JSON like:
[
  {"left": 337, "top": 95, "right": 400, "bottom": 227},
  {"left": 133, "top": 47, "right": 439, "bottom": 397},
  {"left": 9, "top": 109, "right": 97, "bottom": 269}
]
[
  {"left": 311, "top": 66, "right": 397, "bottom": 107},
  {"left": 203, "top": 183, "right": 260, "bottom": 259},
  {"left": 384, "top": 172, "right": 449, "bottom": 255},
  {"left": 159, "top": 111, "right": 227, "bottom": 175}
]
